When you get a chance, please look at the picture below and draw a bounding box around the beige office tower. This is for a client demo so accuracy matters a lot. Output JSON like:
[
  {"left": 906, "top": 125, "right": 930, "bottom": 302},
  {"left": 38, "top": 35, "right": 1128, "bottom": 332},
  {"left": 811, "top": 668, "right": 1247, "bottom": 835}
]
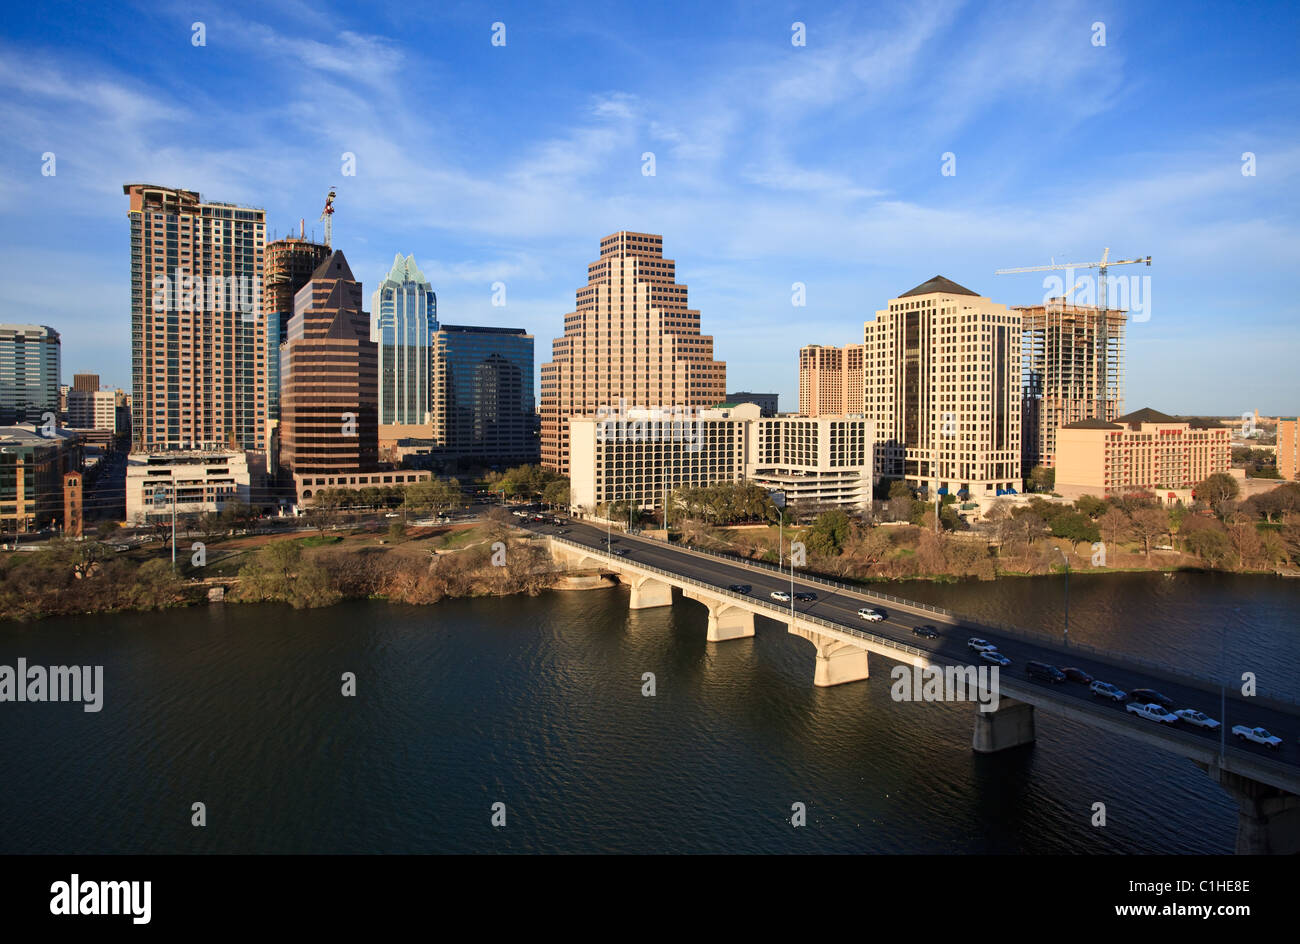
[
  {"left": 863, "top": 276, "right": 1021, "bottom": 498},
  {"left": 799, "top": 344, "right": 864, "bottom": 416},
  {"left": 540, "top": 231, "right": 726, "bottom": 474},
  {"left": 124, "top": 184, "right": 267, "bottom": 457},
  {"left": 1019, "top": 299, "right": 1126, "bottom": 470}
]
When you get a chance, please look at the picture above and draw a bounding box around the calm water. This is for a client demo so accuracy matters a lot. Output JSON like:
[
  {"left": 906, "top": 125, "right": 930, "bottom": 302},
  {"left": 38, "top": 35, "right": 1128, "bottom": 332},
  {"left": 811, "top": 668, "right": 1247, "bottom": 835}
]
[{"left": 1, "top": 572, "right": 1296, "bottom": 853}]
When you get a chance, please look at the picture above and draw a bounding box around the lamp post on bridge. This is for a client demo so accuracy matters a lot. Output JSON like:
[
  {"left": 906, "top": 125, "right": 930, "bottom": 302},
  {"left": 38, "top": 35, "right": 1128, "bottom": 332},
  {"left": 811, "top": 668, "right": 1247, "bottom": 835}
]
[{"left": 1053, "top": 545, "right": 1069, "bottom": 646}]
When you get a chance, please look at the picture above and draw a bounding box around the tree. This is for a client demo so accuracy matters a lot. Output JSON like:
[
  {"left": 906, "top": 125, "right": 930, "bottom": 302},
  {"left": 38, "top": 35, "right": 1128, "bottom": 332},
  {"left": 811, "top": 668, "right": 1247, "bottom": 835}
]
[
  {"left": 1027, "top": 465, "right": 1055, "bottom": 493},
  {"left": 387, "top": 519, "right": 405, "bottom": 542},
  {"left": 1183, "top": 528, "right": 1234, "bottom": 568},
  {"left": 542, "top": 479, "right": 570, "bottom": 509},
  {"left": 1049, "top": 510, "right": 1100, "bottom": 546},
  {"left": 1129, "top": 506, "right": 1169, "bottom": 559},
  {"left": 1073, "top": 495, "right": 1106, "bottom": 519},
  {"left": 95, "top": 519, "right": 121, "bottom": 541},
  {"left": 1097, "top": 507, "right": 1130, "bottom": 550},
  {"left": 1195, "top": 472, "right": 1239, "bottom": 514},
  {"left": 805, "top": 509, "right": 851, "bottom": 557},
  {"left": 888, "top": 480, "right": 913, "bottom": 501}
]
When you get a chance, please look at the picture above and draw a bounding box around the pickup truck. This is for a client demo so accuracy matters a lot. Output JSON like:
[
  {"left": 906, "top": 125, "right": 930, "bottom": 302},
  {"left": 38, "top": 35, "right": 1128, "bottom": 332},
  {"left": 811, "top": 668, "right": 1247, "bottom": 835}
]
[{"left": 1231, "top": 725, "right": 1282, "bottom": 749}]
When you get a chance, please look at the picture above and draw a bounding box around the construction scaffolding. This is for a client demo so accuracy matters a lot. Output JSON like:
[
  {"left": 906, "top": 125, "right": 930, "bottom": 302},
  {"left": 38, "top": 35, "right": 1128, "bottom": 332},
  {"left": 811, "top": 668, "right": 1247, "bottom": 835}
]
[{"left": 1018, "top": 298, "right": 1127, "bottom": 469}]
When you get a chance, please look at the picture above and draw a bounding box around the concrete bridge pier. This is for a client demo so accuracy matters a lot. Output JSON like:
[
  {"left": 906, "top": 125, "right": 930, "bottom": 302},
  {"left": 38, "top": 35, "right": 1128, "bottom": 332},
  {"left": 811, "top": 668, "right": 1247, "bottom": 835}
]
[
  {"left": 789, "top": 625, "right": 869, "bottom": 687},
  {"left": 625, "top": 574, "right": 673, "bottom": 609},
  {"left": 1208, "top": 766, "right": 1300, "bottom": 855},
  {"left": 971, "top": 698, "right": 1036, "bottom": 753},
  {"left": 682, "top": 589, "right": 755, "bottom": 641}
]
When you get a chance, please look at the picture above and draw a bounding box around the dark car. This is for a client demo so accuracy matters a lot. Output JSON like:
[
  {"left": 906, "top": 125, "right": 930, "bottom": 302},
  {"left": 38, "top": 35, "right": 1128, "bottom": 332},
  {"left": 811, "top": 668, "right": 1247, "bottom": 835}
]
[
  {"left": 728, "top": 584, "right": 752, "bottom": 595},
  {"left": 1026, "top": 661, "right": 1067, "bottom": 683},
  {"left": 1127, "top": 688, "right": 1174, "bottom": 709},
  {"left": 1062, "top": 667, "right": 1094, "bottom": 685},
  {"left": 911, "top": 625, "right": 940, "bottom": 639},
  {"left": 793, "top": 591, "right": 816, "bottom": 602}
]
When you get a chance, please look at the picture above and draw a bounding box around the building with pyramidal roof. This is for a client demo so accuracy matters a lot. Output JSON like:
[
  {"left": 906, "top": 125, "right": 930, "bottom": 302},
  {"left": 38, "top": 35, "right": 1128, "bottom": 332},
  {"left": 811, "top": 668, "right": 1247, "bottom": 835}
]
[{"left": 371, "top": 253, "right": 438, "bottom": 425}]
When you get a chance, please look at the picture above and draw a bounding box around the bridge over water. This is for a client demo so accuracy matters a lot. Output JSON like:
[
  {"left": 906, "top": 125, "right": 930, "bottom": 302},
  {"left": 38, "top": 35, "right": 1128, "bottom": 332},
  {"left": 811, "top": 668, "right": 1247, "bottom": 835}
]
[{"left": 537, "top": 520, "right": 1300, "bottom": 854}]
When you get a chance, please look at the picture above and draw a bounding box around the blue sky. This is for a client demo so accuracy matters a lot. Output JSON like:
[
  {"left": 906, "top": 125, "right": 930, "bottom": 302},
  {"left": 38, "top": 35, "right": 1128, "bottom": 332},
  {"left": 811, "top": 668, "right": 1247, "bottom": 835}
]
[{"left": 2, "top": 0, "right": 1297, "bottom": 415}]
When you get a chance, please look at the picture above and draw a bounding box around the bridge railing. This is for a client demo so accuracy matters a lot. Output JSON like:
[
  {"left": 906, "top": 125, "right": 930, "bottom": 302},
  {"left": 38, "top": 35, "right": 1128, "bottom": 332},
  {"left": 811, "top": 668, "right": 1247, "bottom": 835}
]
[
  {"left": 548, "top": 534, "right": 931, "bottom": 661},
  {"left": 549, "top": 528, "right": 1300, "bottom": 710}
]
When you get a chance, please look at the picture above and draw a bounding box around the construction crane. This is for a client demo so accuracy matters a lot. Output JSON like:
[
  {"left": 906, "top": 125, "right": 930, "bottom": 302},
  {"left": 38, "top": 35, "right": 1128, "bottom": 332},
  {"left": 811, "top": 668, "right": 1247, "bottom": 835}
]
[
  {"left": 996, "top": 248, "right": 1150, "bottom": 310},
  {"left": 319, "top": 188, "right": 337, "bottom": 248}
]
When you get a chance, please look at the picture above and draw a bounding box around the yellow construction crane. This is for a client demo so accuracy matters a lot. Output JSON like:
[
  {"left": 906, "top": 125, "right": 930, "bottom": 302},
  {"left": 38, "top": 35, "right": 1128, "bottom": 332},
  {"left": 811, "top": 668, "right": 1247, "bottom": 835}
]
[
  {"left": 319, "top": 187, "right": 337, "bottom": 249},
  {"left": 996, "top": 248, "right": 1150, "bottom": 310}
]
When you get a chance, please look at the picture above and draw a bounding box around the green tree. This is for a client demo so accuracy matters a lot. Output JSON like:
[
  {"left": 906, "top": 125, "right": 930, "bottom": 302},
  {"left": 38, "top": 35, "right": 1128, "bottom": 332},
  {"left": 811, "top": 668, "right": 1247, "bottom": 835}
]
[
  {"left": 888, "top": 480, "right": 913, "bottom": 501},
  {"left": 806, "top": 509, "right": 851, "bottom": 557},
  {"left": 1195, "top": 472, "right": 1240, "bottom": 513},
  {"left": 1027, "top": 465, "right": 1055, "bottom": 493}
]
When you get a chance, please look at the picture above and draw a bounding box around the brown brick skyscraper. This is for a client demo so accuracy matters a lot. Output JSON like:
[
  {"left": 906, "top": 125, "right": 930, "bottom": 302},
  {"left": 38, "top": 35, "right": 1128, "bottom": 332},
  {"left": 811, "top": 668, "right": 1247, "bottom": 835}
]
[
  {"left": 279, "top": 250, "right": 378, "bottom": 477},
  {"left": 540, "top": 231, "right": 726, "bottom": 474}
]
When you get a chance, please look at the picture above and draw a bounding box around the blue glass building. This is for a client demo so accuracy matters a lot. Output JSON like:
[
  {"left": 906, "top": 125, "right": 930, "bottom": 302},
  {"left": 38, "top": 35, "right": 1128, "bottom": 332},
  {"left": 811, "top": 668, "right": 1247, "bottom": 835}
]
[{"left": 371, "top": 254, "right": 438, "bottom": 425}]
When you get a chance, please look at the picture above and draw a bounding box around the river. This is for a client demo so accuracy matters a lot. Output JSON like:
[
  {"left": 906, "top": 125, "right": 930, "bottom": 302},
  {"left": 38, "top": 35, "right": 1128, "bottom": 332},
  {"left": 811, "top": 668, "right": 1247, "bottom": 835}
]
[{"left": 1, "top": 571, "right": 1296, "bottom": 853}]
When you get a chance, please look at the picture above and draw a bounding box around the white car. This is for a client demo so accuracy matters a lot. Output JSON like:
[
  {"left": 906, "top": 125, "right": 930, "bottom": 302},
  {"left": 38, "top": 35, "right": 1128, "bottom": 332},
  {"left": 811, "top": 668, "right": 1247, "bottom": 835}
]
[
  {"left": 1089, "top": 680, "right": 1126, "bottom": 701},
  {"left": 770, "top": 590, "right": 791, "bottom": 602},
  {"left": 980, "top": 650, "right": 1010, "bottom": 666},
  {"left": 1232, "top": 725, "right": 1282, "bottom": 749},
  {"left": 384, "top": 512, "right": 400, "bottom": 518},
  {"left": 1126, "top": 702, "right": 1178, "bottom": 724},
  {"left": 967, "top": 637, "right": 997, "bottom": 652},
  {"left": 857, "top": 607, "right": 883, "bottom": 621},
  {"left": 1174, "top": 709, "right": 1220, "bottom": 729}
]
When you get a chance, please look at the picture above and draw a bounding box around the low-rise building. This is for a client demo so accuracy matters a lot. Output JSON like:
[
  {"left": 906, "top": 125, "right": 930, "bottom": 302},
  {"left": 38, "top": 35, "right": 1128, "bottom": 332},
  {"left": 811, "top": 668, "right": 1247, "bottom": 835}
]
[
  {"left": 66, "top": 389, "right": 118, "bottom": 433},
  {"left": 0, "top": 425, "right": 83, "bottom": 533},
  {"left": 568, "top": 403, "right": 872, "bottom": 514},
  {"left": 125, "top": 450, "right": 252, "bottom": 523},
  {"left": 1054, "top": 407, "right": 1230, "bottom": 500}
]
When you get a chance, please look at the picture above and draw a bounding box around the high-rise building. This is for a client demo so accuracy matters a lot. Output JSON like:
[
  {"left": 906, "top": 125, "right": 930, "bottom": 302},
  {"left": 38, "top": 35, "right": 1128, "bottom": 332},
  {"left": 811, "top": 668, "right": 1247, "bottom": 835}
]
[
  {"left": 540, "top": 231, "right": 726, "bottom": 475},
  {"left": 264, "top": 235, "right": 330, "bottom": 421},
  {"left": 0, "top": 324, "right": 60, "bottom": 425},
  {"left": 430, "top": 324, "right": 536, "bottom": 464},
  {"left": 863, "top": 276, "right": 1021, "bottom": 497},
  {"left": 1018, "top": 299, "right": 1126, "bottom": 470},
  {"left": 798, "top": 344, "right": 863, "bottom": 416},
  {"left": 1278, "top": 418, "right": 1298, "bottom": 481},
  {"left": 72, "top": 373, "right": 100, "bottom": 393},
  {"left": 124, "top": 184, "right": 266, "bottom": 454},
  {"left": 371, "top": 254, "right": 438, "bottom": 426},
  {"left": 67, "top": 389, "right": 117, "bottom": 432},
  {"left": 280, "top": 250, "right": 378, "bottom": 479}
]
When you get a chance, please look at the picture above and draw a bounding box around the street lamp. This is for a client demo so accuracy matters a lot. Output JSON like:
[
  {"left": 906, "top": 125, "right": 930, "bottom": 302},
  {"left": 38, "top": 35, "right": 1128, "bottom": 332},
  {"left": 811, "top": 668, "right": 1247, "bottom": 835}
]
[{"left": 1053, "top": 545, "right": 1069, "bottom": 645}]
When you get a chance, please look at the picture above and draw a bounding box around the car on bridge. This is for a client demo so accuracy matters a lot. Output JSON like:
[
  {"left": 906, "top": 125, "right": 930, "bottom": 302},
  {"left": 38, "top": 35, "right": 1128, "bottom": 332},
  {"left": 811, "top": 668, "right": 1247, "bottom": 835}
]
[
  {"left": 1232, "top": 725, "right": 1282, "bottom": 749},
  {"left": 793, "top": 591, "right": 817, "bottom": 602},
  {"left": 1062, "top": 667, "right": 1094, "bottom": 685},
  {"left": 1126, "top": 702, "right": 1179, "bottom": 724},
  {"left": 728, "top": 584, "right": 752, "bottom": 595},
  {"left": 1127, "top": 688, "right": 1175, "bottom": 709},
  {"left": 967, "top": 637, "right": 997, "bottom": 652},
  {"left": 857, "top": 607, "right": 885, "bottom": 621},
  {"left": 770, "top": 590, "right": 791, "bottom": 602},
  {"left": 1090, "top": 680, "right": 1127, "bottom": 701},
  {"left": 1174, "top": 709, "right": 1220, "bottom": 729},
  {"left": 980, "top": 650, "right": 1011, "bottom": 667},
  {"left": 1026, "top": 661, "right": 1066, "bottom": 683},
  {"left": 911, "top": 625, "right": 939, "bottom": 639}
]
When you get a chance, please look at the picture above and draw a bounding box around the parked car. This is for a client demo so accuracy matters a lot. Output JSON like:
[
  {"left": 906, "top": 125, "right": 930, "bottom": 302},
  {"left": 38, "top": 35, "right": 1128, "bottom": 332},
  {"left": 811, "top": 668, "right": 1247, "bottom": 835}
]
[
  {"left": 1232, "top": 725, "right": 1282, "bottom": 749},
  {"left": 980, "top": 650, "right": 1011, "bottom": 666},
  {"left": 857, "top": 607, "right": 884, "bottom": 622},
  {"left": 967, "top": 637, "right": 997, "bottom": 652},
  {"left": 1174, "top": 709, "right": 1220, "bottom": 729},
  {"left": 1126, "top": 689, "right": 1175, "bottom": 709},
  {"left": 1061, "top": 667, "right": 1094, "bottom": 685},
  {"left": 771, "top": 590, "right": 791, "bottom": 602},
  {"left": 1126, "top": 702, "right": 1179, "bottom": 724},
  {"left": 1026, "top": 661, "right": 1066, "bottom": 683},
  {"left": 1090, "top": 680, "right": 1127, "bottom": 701},
  {"left": 728, "top": 584, "right": 752, "bottom": 595},
  {"left": 911, "top": 625, "right": 940, "bottom": 639},
  {"left": 793, "top": 591, "right": 816, "bottom": 602}
]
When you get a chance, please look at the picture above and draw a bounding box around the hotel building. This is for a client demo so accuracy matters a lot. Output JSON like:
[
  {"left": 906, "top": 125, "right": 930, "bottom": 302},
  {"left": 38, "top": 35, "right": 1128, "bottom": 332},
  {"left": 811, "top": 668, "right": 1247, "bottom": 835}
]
[
  {"left": 0, "top": 324, "right": 60, "bottom": 425},
  {"left": 798, "top": 344, "right": 863, "bottom": 417},
  {"left": 568, "top": 403, "right": 871, "bottom": 514},
  {"left": 124, "top": 184, "right": 267, "bottom": 455},
  {"left": 1054, "top": 408, "right": 1231, "bottom": 500},
  {"left": 540, "top": 231, "right": 726, "bottom": 475},
  {"left": 863, "top": 276, "right": 1021, "bottom": 498}
]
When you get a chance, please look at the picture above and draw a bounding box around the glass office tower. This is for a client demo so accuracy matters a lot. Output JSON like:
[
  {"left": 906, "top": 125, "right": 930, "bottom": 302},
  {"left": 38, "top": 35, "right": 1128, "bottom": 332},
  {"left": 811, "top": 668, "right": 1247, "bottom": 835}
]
[{"left": 371, "top": 254, "right": 437, "bottom": 425}]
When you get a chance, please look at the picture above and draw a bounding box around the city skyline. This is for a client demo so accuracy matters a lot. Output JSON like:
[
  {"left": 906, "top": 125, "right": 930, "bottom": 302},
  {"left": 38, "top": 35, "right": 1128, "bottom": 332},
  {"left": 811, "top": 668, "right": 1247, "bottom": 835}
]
[{"left": 3, "top": 1, "right": 1297, "bottom": 415}]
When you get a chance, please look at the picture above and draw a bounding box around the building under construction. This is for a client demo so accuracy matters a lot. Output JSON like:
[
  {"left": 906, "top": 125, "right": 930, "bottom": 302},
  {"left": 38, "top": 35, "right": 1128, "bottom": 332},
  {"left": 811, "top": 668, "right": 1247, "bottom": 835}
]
[{"left": 1019, "top": 298, "right": 1126, "bottom": 470}]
